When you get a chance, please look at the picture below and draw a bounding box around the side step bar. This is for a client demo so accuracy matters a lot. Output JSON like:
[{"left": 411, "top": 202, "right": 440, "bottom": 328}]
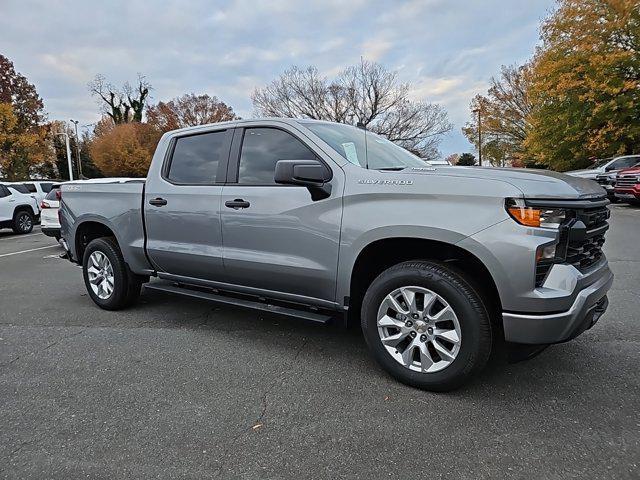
[{"left": 144, "top": 280, "right": 333, "bottom": 324}]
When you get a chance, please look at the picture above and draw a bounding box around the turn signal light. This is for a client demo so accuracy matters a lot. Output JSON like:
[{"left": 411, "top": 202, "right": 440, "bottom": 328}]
[{"left": 508, "top": 205, "right": 541, "bottom": 227}]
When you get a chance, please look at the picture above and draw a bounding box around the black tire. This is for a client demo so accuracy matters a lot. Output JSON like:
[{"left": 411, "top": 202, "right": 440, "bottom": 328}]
[
  {"left": 12, "top": 209, "right": 34, "bottom": 234},
  {"left": 361, "top": 261, "right": 492, "bottom": 391},
  {"left": 82, "top": 237, "right": 142, "bottom": 310}
]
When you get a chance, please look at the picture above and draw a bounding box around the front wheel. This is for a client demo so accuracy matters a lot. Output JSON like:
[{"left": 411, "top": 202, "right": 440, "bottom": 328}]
[
  {"left": 82, "top": 237, "right": 142, "bottom": 310},
  {"left": 361, "top": 261, "right": 492, "bottom": 391}
]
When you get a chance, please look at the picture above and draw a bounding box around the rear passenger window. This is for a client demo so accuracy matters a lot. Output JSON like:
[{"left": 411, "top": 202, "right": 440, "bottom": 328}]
[
  {"left": 238, "top": 128, "right": 317, "bottom": 185},
  {"left": 45, "top": 188, "right": 60, "bottom": 200},
  {"left": 167, "top": 130, "right": 229, "bottom": 184},
  {"left": 40, "top": 183, "right": 53, "bottom": 193},
  {"left": 23, "top": 183, "right": 36, "bottom": 193}
]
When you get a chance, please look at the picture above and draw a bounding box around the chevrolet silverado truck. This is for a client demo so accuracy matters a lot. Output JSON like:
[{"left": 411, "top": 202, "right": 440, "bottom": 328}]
[{"left": 60, "top": 119, "right": 613, "bottom": 391}]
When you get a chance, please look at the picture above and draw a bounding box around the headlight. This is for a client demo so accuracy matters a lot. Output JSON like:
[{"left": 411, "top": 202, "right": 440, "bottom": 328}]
[{"left": 506, "top": 198, "right": 566, "bottom": 229}]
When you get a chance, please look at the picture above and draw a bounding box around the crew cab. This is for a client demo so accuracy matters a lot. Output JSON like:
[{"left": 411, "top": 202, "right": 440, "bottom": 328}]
[{"left": 59, "top": 119, "right": 614, "bottom": 391}]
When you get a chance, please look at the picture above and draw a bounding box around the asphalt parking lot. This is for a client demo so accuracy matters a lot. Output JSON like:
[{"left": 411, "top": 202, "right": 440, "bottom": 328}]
[{"left": 1, "top": 206, "right": 639, "bottom": 479}]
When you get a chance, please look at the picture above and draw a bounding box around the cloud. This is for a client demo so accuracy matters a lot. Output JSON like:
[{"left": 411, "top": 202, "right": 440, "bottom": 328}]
[{"left": 0, "top": 0, "right": 554, "bottom": 156}]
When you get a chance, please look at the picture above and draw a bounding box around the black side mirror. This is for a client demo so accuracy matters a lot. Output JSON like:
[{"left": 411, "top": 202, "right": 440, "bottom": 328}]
[
  {"left": 274, "top": 159, "right": 332, "bottom": 200},
  {"left": 274, "top": 160, "right": 332, "bottom": 186}
]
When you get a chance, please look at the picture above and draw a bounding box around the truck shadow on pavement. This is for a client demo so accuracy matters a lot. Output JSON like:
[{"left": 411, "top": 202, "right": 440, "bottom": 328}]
[{"left": 136, "top": 288, "right": 620, "bottom": 400}]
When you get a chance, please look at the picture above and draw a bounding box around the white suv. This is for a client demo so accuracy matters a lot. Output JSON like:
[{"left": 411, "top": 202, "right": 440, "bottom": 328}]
[
  {"left": 0, "top": 184, "right": 40, "bottom": 234},
  {"left": 11, "top": 181, "right": 56, "bottom": 204}
]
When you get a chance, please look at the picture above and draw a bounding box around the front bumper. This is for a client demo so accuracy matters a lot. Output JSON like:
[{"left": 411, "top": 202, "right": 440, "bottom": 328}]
[{"left": 502, "top": 267, "right": 613, "bottom": 344}]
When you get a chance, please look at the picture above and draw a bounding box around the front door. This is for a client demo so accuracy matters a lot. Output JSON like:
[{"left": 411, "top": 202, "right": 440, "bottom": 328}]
[
  {"left": 144, "top": 127, "right": 232, "bottom": 281},
  {"left": 221, "top": 126, "right": 343, "bottom": 306}
]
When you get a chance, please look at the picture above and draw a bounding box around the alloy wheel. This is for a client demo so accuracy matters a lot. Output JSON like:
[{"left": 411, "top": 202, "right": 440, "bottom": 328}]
[
  {"left": 18, "top": 213, "right": 32, "bottom": 232},
  {"left": 377, "top": 286, "right": 462, "bottom": 373},
  {"left": 87, "top": 251, "right": 115, "bottom": 299}
]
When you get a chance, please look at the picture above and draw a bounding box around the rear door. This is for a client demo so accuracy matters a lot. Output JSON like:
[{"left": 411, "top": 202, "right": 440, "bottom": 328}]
[
  {"left": 0, "top": 185, "right": 13, "bottom": 221},
  {"left": 220, "top": 124, "right": 343, "bottom": 306},
  {"left": 144, "top": 127, "right": 233, "bottom": 281}
]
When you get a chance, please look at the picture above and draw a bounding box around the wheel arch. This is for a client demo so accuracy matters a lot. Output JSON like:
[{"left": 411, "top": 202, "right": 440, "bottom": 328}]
[
  {"left": 346, "top": 237, "right": 502, "bottom": 330},
  {"left": 74, "top": 219, "right": 119, "bottom": 263},
  {"left": 12, "top": 204, "right": 35, "bottom": 218}
]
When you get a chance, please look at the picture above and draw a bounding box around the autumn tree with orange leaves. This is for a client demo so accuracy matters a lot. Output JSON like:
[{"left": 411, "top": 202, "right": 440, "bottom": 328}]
[
  {"left": 466, "top": 0, "right": 639, "bottom": 171},
  {"left": 146, "top": 93, "right": 238, "bottom": 133},
  {"left": 89, "top": 122, "right": 161, "bottom": 177}
]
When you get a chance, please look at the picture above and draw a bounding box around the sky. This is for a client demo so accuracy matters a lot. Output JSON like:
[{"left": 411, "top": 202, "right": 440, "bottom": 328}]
[{"left": 0, "top": 0, "right": 555, "bottom": 157}]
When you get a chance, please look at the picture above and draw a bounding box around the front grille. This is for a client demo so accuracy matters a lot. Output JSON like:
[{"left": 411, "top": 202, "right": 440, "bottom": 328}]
[
  {"left": 616, "top": 175, "right": 640, "bottom": 188},
  {"left": 535, "top": 202, "right": 609, "bottom": 287},
  {"left": 565, "top": 205, "right": 609, "bottom": 272}
]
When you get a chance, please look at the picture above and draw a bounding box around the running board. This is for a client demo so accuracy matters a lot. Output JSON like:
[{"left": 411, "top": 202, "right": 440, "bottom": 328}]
[{"left": 143, "top": 280, "right": 333, "bottom": 324}]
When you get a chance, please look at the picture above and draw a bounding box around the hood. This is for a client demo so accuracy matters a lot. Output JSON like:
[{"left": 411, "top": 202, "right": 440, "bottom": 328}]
[
  {"left": 618, "top": 166, "right": 640, "bottom": 175},
  {"left": 403, "top": 166, "right": 606, "bottom": 199},
  {"left": 564, "top": 167, "right": 603, "bottom": 178}
]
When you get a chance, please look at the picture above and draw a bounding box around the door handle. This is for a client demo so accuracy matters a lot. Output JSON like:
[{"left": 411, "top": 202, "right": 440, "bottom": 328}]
[
  {"left": 149, "top": 197, "right": 168, "bottom": 207},
  {"left": 225, "top": 199, "right": 250, "bottom": 209}
]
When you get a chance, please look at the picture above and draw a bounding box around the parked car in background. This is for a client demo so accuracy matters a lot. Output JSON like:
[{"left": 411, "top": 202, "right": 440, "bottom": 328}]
[
  {"left": 12, "top": 180, "right": 56, "bottom": 204},
  {"left": 595, "top": 161, "right": 640, "bottom": 202},
  {"left": 614, "top": 164, "right": 640, "bottom": 204},
  {"left": 0, "top": 183, "right": 40, "bottom": 234},
  {"left": 40, "top": 183, "right": 63, "bottom": 240},
  {"left": 567, "top": 155, "right": 640, "bottom": 180}
]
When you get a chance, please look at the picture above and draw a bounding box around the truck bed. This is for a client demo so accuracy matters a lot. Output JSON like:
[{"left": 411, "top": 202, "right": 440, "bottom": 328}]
[{"left": 60, "top": 178, "right": 151, "bottom": 273}]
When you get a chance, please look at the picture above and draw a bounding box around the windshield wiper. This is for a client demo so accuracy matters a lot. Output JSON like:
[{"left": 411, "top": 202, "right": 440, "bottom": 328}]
[{"left": 377, "top": 167, "right": 406, "bottom": 171}]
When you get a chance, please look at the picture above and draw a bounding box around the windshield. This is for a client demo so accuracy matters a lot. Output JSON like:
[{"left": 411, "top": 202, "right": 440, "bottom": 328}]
[
  {"left": 302, "top": 121, "right": 426, "bottom": 170},
  {"left": 592, "top": 158, "right": 610, "bottom": 168}
]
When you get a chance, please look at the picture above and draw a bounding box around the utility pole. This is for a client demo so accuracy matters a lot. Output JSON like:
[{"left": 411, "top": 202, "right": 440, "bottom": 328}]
[
  {"left": 70, "top": 119, "right": 83, "bottom": 178},
  {"left": 55, "top": 132, "right": 74, "bottom": 181},
  {"left": 472, "top": 107, "right": 483, "bottom": 166}
]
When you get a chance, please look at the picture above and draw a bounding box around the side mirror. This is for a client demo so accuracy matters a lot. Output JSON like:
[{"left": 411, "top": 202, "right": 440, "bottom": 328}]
[
  {"left": 274, "top": 160, "right": 332, "bottom": 186},
  {"left": 274, "top": 159, "right": 332, "bottom": 200}
]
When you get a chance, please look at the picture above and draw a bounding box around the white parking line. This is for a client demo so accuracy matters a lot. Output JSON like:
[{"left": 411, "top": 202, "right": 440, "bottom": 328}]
[
  {"left": 0, "top": 245, "right": 61, "bottom": 258},
  {"left": 0, "top": 232, "right": 42, "bottom": 241}
]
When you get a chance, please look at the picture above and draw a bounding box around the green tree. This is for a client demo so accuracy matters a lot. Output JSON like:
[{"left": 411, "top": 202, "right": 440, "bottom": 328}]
[
  {"left": 526, "top": 0, "right": 640, "bottom": 171},
  {"left": 457, "top": 153, "right": 476, "bottom": 166}
]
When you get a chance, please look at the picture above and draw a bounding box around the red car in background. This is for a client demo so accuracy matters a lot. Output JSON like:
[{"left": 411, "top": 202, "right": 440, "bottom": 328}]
[{"left": 614, "top": 164, "right": 640, "bottom": 204}]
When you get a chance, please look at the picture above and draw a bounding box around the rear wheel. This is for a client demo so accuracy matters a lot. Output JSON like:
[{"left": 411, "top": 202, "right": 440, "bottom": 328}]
[
  {"left": 12, "top": 210, "right": 34, "bottom": 234},
  {"left": 82, "top": 237, "right": 142, "bottom": 310},
  {"left": 361, "top": 261, "right": 492, "bottom": 391}
]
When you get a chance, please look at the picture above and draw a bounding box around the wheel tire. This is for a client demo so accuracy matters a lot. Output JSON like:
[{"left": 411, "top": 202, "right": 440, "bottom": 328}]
[
  {"left": 82, "top": 237, "right": 141, "bottom": 310},
  {"left": 361, "top": 261, "right": 492, "bottom": 391},
  {"left": 12, "top": 210, "right": 34, "bottom": 234}
]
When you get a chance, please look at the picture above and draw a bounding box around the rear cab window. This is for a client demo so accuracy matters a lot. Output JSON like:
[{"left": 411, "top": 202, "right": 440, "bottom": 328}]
[{"left": 166, "top": 129, "right": 231, "bottom": 184}]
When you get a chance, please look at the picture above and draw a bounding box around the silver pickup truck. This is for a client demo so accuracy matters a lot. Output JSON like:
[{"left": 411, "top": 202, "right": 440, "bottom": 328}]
[{"left": 60, "top": 118, "right": 613, "bottom": 391}]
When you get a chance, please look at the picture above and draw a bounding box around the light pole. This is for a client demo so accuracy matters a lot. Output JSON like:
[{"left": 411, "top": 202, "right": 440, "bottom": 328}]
[
  {"left": 55, "top": 132, "right": 74, "bottom": 181},
  {"left": 70, "top": 119, "right": 83, "bottom": 178},
  {"left": 472, "top": 107, "right": 482, "bottom": 166}
]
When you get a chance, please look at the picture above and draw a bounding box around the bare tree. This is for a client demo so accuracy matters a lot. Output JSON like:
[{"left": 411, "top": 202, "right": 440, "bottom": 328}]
[
  {"left": 89, "top": 74, "right": 151, "bottom": 124},
  {"left": 252, "top": 60, "right": 452, "bottom": 159},
  {"left": 463, "top": 64, "right": 533, "bottom": 165},
  {"left": 146, "top": 93, "right": 238, "bottom": 133}
]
